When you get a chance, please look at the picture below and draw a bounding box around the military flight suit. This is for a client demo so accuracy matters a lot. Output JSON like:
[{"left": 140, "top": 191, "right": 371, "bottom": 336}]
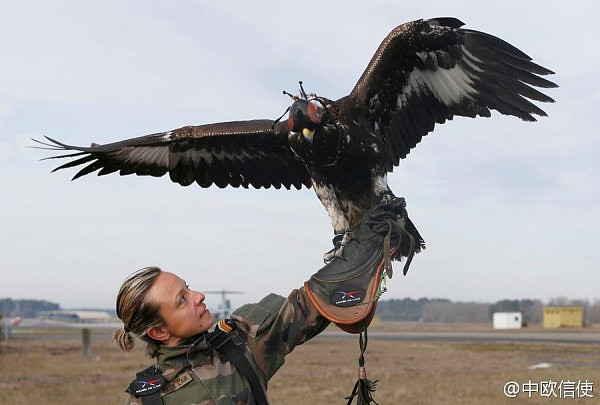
[{"left": 126, "top": 288, "right": 329, "bottom": 405}]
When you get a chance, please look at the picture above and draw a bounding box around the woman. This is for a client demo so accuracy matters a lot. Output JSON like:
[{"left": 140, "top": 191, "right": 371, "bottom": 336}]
[{"left": 114, "top": 267, "right": 329, "bottom": 404}]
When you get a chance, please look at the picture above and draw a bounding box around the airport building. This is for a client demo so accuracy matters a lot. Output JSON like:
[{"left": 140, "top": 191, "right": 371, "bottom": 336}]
[
  {"left": 40, "top": 310, "right": 112, "bottom": 323},
  {"left": 492, "top": 312, "right": 522, "bottom": 329}
]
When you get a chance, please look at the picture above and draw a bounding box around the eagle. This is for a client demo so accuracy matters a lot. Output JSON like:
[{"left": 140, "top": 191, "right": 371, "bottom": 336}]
[{"left": 35, "top": 17, "right": 556, "bottom": 261}]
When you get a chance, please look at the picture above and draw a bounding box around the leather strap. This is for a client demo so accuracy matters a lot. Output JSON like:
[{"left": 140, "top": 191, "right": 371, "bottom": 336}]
[{"left": 207, "top": 319, "right": 269, "bottom": 405}]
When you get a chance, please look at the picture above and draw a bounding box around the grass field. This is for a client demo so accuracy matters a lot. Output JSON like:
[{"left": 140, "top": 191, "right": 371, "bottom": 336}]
[{"left": 1, "top": 325, "right": 599, "bottom": 404}]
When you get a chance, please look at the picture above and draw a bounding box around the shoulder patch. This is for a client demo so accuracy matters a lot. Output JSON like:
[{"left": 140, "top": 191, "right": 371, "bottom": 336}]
[{"left": 128, "top": 374, "right": 166, "bottom": 397}]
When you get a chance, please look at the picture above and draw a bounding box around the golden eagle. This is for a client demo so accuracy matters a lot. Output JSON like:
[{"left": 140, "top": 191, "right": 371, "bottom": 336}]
[{"left": 35, "top": 17, "right": 556, "bottom": 258}]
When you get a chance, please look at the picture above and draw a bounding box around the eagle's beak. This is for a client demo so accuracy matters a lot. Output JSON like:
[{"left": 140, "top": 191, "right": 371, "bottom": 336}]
[{"left": 302, "top": 128, "right": 314, "bottom": 144}]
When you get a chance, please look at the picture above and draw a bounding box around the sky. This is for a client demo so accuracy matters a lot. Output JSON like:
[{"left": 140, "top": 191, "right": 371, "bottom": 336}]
[{"left": 1, "top": 1, "right": 598, "bottom": 311}]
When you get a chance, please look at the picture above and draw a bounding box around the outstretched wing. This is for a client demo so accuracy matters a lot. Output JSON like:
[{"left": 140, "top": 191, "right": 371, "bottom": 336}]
[
  {"left": 348, "top": 17, "right": 557, "bottom": 168},
  {"left": 35, "top": 119, "right": 311, "bottom": 190}
]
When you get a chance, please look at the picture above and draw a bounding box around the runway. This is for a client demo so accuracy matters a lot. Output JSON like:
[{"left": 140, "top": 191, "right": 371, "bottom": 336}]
[
  {"left": 321, "top": 329, "right": 600, "bottom": 345},
  {"left": 8, "top": 319, "right": 600, "bottom": 345}
]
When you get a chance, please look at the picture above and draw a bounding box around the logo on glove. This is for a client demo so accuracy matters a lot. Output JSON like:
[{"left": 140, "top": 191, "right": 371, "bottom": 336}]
[{"left": 330, "top": 285, "right": 366, "bottom": 307}]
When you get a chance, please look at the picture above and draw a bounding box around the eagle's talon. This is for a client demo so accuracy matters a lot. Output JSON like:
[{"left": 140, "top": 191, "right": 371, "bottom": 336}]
[
  {"left": 323, "top": 233, "right": 344, "bottom": 263},
  {"left": 323, "top": 231, "right": 356, "bottom": 263},
  {"left": 323, "top": 248, "right": 336, "bottom": 263},
  {"left": 323, "top": 246, "right": 344, "bottom": 263},
  {"left": 388, "top": 196, "right": 407, "bottom": 218},
  {"left": 378, "top": 189, "right": 395, "bottom": 205}
]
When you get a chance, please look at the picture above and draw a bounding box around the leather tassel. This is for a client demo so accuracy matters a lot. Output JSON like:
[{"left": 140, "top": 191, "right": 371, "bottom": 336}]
[
  {"left": 345, "top": 367, "right": 379, "bottom": 405},
  {"left": 345, "top": 326, "right": 379, "bottom": 405}
]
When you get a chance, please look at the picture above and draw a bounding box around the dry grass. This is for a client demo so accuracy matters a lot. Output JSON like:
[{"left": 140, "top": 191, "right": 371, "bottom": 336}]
[
  {"left": 2, "top": 326, "right": 599, "bottom": 404},
  {"left": 270, "top": 338, "right": 600, "bottom": 404},
  {"left": 0, "top": 329, "right": 148, "bottom": 404}
]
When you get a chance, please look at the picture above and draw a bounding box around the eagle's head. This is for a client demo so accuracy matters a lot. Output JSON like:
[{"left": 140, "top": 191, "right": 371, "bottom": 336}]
[
  {"left": 288, "top": 98, "right": 340, "bottom": 166},
  {"left": 289, "top": 99, "right": 322, "bottom": 144}
]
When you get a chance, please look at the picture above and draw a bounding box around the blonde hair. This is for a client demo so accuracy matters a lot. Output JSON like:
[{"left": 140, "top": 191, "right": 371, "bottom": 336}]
[{"left": 113, "top": 267, "right": 164, "bottom": 357}]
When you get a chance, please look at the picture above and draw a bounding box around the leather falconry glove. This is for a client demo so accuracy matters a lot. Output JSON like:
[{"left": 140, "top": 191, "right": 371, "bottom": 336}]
[{"left": 305, "top": 197, "right": 424, "bottom": 334}]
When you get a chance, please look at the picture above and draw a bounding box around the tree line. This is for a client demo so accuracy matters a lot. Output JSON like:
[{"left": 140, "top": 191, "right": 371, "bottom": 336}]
[
  {"left": 376, "top": 297, "right": 600, "bottom": 325},
  {"left": 0, "top": 298, "right": 60, "bottom": 318},
  {"left": 2, "top": 297, "right": 600, "bottom": 325}
]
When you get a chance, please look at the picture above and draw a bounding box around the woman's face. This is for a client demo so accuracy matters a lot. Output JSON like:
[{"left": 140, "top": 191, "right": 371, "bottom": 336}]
[{"left": 146, "top": 271, "right": 215, "bottom": 346}]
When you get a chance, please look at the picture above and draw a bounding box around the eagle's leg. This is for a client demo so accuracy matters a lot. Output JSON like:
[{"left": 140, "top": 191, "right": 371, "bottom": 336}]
[
  {"left": 373, "top": 172, "right": 395, "bottom": 205},
  {"left": 312, "top": 180, "right": 354, "bottom": 262}
]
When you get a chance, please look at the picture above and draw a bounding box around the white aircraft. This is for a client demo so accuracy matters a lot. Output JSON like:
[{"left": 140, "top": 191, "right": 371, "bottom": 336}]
[{"left": 205, "top": 290, "right": 244, "bottom": 321}]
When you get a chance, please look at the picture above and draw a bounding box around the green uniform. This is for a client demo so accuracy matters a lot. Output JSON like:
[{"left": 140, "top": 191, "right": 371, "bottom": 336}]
[{"left": 126, "top": 288, "right": 329, "bottom": 405}]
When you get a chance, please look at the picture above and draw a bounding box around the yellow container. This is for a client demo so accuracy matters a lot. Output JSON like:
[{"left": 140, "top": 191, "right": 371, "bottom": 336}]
[{"left": 543, "top": 306, "right": 583, "bottom": 328}]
